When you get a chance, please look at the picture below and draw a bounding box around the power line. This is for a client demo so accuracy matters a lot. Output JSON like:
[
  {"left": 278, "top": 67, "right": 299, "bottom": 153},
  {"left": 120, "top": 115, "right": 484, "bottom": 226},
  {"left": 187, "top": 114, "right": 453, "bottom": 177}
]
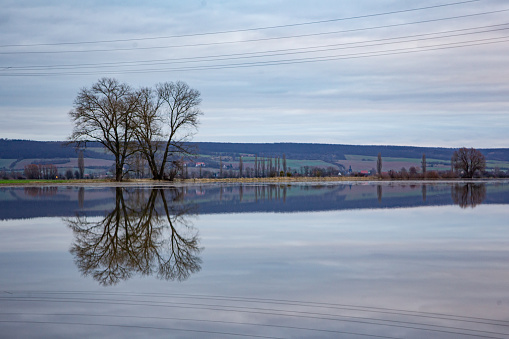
[
  {"left": 6, "top": 23, "right": 509, "bottom": 71},
  {"left": 0, "top": 0, "right": 484, "bottom": 48},
  {"left": 2, "top": 36, "right": 508, "bottom": 76},
  {"left": 1, "top": 8, "right": 507, "bottom": 55}
]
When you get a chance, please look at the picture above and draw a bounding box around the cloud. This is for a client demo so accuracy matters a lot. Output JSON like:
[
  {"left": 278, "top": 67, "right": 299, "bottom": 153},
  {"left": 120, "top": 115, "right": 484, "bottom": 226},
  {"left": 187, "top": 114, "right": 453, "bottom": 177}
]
[{"left": 1, "top": 0, "right": 508, "bottom": 147}]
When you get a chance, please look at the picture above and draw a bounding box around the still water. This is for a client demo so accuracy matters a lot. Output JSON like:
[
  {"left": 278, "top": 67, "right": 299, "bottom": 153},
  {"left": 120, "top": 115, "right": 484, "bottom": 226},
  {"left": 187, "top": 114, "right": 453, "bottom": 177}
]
[{"left": 0, "top": 181, "right": 508, "bottom": 338}]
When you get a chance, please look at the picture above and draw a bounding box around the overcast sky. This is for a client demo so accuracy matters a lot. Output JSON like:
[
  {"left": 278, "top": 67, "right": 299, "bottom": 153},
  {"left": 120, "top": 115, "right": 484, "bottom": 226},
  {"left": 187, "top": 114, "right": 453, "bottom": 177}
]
[{"left": 1, "top": 0, "right": 508, "bottom": 147}]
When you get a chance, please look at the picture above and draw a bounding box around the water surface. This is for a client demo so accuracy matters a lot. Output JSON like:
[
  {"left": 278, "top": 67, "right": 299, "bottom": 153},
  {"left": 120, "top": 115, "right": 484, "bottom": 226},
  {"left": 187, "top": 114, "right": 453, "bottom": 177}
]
[{"left": 1, "top": 182, "right": 508, "bottom": 338}]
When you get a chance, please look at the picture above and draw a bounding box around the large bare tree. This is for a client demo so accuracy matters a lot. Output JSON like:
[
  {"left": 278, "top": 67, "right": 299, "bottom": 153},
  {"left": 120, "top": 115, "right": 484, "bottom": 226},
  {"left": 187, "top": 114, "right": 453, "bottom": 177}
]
[
  {"left": 452, "top": 147, "right": 486, "bottom": 178},
  {"left": 69, "top": 78, "right": 139, "bottom": 181},
  {"left": 134, "top": 81, "right": 202, "bottom": 180},
  {"left": 131, "top": 87, "right": 164, "bottom": 179}
]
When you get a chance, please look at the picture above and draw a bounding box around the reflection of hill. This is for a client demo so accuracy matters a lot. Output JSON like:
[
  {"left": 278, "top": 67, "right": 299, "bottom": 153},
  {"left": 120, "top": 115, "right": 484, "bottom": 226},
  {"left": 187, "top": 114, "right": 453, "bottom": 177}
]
[
  {"left": 1, "top": 182, "right": 509, "bottom": 220},
  {"left": 0, "top": 187, "right": 114, "bottom": 220}
]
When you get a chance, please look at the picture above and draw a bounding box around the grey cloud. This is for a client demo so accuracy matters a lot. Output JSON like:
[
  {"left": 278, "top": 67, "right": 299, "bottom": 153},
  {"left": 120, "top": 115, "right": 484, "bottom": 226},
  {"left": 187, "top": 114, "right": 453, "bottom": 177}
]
[{"left": 1, "top": 0, "right": 508, "bottom": 147}]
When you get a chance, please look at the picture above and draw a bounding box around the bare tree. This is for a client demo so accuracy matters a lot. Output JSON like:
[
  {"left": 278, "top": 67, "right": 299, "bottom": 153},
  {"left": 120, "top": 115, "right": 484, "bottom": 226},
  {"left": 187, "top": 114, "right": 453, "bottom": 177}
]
[
  {"left": 78, "top": 150, "right": 85, "bottom": 179},
  {"left": 68, "top": 78, "right": 139, "bottom": 181},
  {"left": 239, "top": 156, "right": 243, "bottom": 178},
  {"left": 132, "top": 82, "right": 202, "bottom": 180},
  {"left": 452, "top": 147, "right": 486, "bottom": 178},
  {"left": 131, "top": 87, "right": 163, "bottom": 179},
  {"left": 65, "top": 169, "right": 74, "bottom": 180},
  {"left": 155, "top": 81, "right": 201, "bottom": 180},
  {"left": 24, "top": 164, "right": 40, "bottom": 179},
  {"left": 255, "top": 155, "right": 258, "bottom": 177},
  {"left": 377, "top": 153, "right": 382, "bottom": 178},
  {"left": 421, "top": 153, "right": 426, "bottom": 178}
]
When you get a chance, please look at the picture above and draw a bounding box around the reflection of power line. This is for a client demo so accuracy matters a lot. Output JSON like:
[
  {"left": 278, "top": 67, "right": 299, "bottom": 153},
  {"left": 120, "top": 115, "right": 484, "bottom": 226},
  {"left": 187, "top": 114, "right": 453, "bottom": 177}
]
[
  {"left": 0, "top": 320, "right": 289, "bottom": 339},
  {"left": 4, "top": 291, "right": 509, "bottom": 326},
  {"left": 0, "top": 0, "right": 485, "bottom": 48},
  {"left": 1, "top": 295, "right": 507, "bottom": 337},
  {"left": 7, "top": 23, "right": 509, "bottom": 71},
  {"left": 1, "top": 9, "right": 507, "bottom": 54},
  {"left": 0, "top": 313, "right": 402, "bottom": 339}
]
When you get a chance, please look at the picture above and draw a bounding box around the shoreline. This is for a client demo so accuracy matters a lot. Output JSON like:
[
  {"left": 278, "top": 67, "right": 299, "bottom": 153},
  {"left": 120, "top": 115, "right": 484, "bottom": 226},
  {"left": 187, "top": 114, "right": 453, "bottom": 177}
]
[{"left": 0, "top": 176, "right": 506, "bottom": 187}]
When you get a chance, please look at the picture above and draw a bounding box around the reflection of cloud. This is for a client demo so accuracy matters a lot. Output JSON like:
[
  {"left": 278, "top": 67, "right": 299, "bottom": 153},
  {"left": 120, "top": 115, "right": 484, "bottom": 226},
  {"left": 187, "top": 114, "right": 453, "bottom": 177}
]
[
  {"left": 64, "top": 188, "right": 202, "bottom": 286},
  {"left": 451, "top": 183, "right": 487, "bottom": 208}
]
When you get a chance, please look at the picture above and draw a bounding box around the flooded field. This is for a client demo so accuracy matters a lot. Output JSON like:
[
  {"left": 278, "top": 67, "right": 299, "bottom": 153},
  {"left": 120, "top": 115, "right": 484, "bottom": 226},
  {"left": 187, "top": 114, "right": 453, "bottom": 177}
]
[{"left": 1, "top": 181, "right": 508, "bottom": 338}]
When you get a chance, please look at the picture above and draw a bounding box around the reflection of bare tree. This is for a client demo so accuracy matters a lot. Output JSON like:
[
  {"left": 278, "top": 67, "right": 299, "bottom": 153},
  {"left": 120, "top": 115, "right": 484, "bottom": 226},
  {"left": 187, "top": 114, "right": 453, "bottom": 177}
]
[
  {"left": 24, "top": 187, "right": 58, "bottom": 197},
  {"left": 451, "top": 183, "right": 487, "bottom": 208},
  {"left": 78, "top": 187, "right": 84, "bottom": 208},
  {"left": 64, "top": 188, "right": 201, "bottom": 286},
  {"left": 376, "top": 185, "right": 382, "bottom": 203}
]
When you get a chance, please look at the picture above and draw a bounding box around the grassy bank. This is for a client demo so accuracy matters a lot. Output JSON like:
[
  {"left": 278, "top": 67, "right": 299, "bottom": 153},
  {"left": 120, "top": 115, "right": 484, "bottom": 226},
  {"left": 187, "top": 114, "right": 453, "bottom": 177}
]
[
  {"left": 0, "top": 176, "right": 499, "bottom": 186},
  {"left": 0, "top": 176, "right": 372, "bottom": 186}
]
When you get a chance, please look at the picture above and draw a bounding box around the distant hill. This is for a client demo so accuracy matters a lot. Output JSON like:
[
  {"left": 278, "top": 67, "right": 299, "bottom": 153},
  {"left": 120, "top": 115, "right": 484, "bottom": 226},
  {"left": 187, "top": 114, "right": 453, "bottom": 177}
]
[
  {"left": 0, "top": 139, "right": 112, "bottom": 160},
  {"left": 1, "top": 139, "right": 508, "bottom": 175},
  {"left": 189, "top": 142, "right": 509, "bottom": 162},
  {"left": 2, "top": 139, "right": 509, "bottom": 162}
]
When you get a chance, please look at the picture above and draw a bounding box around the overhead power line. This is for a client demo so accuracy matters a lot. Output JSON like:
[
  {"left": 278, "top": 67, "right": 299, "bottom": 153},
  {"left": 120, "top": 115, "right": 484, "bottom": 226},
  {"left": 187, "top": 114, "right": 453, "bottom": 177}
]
[
  {"left": 0, "top": 0, "right": 484, "bottom": 48},
  {"left": 6, "top": 23, "right": 509, "bottom": 71},
  {"left": 2, "top": 36, "right": 508, "bottom": 76},
  {"left": 1, "top": 8, "right": 507, "bottom": 55}
]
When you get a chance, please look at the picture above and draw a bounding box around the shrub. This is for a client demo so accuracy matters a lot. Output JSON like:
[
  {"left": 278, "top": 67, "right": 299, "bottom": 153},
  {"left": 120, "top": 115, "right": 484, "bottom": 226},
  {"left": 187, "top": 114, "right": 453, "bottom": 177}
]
[{"left": 426, "top": 171, "right": 440, "bottom": 179}]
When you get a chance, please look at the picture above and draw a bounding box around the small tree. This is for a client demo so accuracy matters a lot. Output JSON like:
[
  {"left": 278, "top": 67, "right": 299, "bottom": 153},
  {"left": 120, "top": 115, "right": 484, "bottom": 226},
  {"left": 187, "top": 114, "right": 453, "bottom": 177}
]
[
  {"left": 254, "top": 155, "right": 258, "bottom": 177},
  {"left": 78, "top": 150, "right": 85, "bottom": 179},
  {"left": 421, "top": 154, "right": 426, "bottom": 178},
  {"left": 409, "top": 166, "right": 418, "bottom": 178},
  {"left": 65, "top": 169, "right": 74, "bottom": 180},
  {"left": 452, "top": 147, "right": 486, "bottom": 178},
  {"left": 239, "top": 156, "right": 243, "bottom": 178},
  {"left": 376, "top": 153, "right": 382, "bottom": 178},
  {"left": 401, "top": 167, "right": 409, "bottom": 180},
  {"left": 24, "top": 164, "right": 40, "bottom": 179}
]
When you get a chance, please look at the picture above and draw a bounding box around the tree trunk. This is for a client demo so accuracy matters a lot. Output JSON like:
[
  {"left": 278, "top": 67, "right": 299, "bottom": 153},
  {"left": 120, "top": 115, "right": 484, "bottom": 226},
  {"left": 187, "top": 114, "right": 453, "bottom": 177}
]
[{"left": 115, "top": 155, "right": 123, "bottom": 181}]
